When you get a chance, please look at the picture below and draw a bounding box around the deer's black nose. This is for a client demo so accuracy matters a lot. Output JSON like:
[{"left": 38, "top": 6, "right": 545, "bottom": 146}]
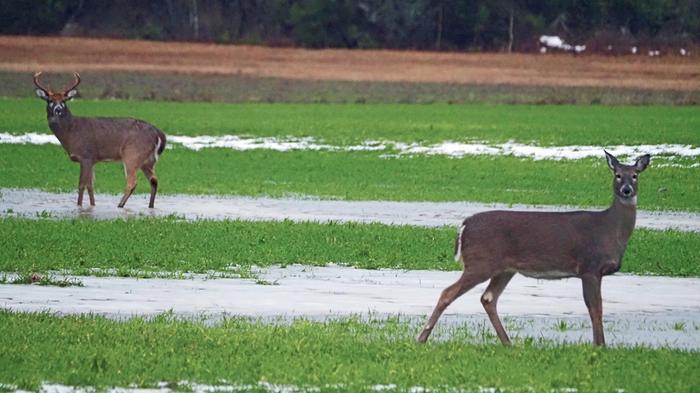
[{"left": 621, "top": 185, "right": 633, "bottom": 196}]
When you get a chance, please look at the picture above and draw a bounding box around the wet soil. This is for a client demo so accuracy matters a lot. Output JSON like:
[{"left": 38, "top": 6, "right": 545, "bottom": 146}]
[
  {"left": 1, "top": 265, "right": 698, "bottom": 349},
  {"left": 2, "top": 188, "right": 699, "bottom": 232}
]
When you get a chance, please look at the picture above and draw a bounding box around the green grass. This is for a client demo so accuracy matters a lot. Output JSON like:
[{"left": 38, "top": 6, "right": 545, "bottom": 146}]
[
  {"left": 1, "top": 217, "right": 698, "bottom": 277},
  {"left": 3, "top": 98, "right": 700, "bottom": 145},
  {"left": 1, "top": 145, "right": 698, "bottom": 211},
  {"left": 0, "top": 311, "right": 698, "bottom": 392}
]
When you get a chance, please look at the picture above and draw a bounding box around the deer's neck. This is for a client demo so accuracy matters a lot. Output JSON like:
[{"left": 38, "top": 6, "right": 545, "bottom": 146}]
[
  {"left": 605, "top": 196, "right": 637, "bottom": 247},
  {"left": 47, "top": 111, "right": 73, "bottom": 144}
]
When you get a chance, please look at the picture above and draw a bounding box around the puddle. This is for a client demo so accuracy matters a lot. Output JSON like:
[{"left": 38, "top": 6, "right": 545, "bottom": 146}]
[
  {"left": 1, "top": 188, "right": 699, "bottom": 232},
  {"left": 1, "top": 265, "right": 699, "bottom": 349}
]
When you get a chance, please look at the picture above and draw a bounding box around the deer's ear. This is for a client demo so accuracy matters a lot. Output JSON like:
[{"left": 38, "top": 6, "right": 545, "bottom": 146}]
[
  {"left": 635, "top": 154, "right": 650, "bottom": 172},
  {"left": 65, "top": 89, "right": 78, "bottom": 100},
  {"left": 604, "top": 150, "right": 619, "bottom": 171},
  {"left": 35, "top": 88, "right": 49, "bottom": 100}
]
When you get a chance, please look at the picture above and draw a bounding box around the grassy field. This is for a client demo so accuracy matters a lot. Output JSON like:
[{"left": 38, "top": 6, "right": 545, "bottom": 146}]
[
  {"left": 4, "top": 99, "right": 698, "bottom": 211},
  {"left": 3, "top": 98, "right": 700, "bottom": 146},
  {"left": 1, "top": 218, "right": 698, "bottom": 277},
  {"left": 1, "top": 145, "right": 697, "bottom": 211},
  {"left": 4, "top": 71, "right": 700, "bottom": 105},
  {"left": 1, "top": 311, "right": 698, "bottom": 393},
  {"left": 2, "top": 37, "right": 699, "bottom": 389}
]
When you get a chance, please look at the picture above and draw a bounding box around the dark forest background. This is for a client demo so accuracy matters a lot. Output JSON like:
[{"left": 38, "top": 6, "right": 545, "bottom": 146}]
[{"left": 2, "top": 0, "right": 698, "bottom": 52}]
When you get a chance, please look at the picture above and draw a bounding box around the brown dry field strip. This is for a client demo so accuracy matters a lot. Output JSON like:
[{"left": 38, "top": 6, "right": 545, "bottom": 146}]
[{"left": 1, "top": 35, "right": 698, "bottom": 91}]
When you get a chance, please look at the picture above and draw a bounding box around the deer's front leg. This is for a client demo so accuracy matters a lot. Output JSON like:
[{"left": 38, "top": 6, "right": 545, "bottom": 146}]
[
  {"left": 87, "top": 163, "right": 96, "bottom": 206},
  {"left": 77, "top": 161, "right": 91, "bottom": 206},
  {"left": 581, "top": 273, "right": 605, "bottom": 346}
]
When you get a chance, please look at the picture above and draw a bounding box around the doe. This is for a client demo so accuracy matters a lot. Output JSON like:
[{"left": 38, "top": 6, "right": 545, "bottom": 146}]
[
  {"left": 417, "top": 151, "right": 650, "bottom": 346},
  {"left": 33, "top": 72, "right": 166, "bottom": 208}
]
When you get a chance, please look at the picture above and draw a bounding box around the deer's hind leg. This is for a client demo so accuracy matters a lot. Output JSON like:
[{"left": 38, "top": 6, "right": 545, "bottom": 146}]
[
  {"left": 481, "top": 271, "right": 515, "bottom": 345},
  {"left": 418, "top": 270, "right": 489, "bottom": 343},
  {"left": 141, "top": 163, "right": 159, "bottom": 208},
  {"left": 117, "top": 160, "right": 139, "bottom": 208}
]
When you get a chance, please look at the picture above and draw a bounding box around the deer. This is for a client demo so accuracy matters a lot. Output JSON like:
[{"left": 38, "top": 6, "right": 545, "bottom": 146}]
[
  {"left": 33, "top": 72, "right": 166, "bottom": 208},
  {"left": 417, "top": 151, "right": 651, "bottom": 346}
]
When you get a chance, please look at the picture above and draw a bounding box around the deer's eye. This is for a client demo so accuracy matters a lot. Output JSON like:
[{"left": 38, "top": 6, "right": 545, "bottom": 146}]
[
  {"left": 615, "top": 174, "right": 621, "bottom": 179},
  {"left": 632, "top": 174, "right": 637, "bottom": 180}
]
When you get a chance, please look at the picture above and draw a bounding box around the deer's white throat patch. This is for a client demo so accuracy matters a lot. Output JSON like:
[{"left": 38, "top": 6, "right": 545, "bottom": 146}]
[{"left": 618, "top": 195, "right": 638, "bottom": 206}]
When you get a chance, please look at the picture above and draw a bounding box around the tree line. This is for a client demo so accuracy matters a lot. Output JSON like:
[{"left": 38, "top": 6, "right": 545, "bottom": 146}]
[{"left": 2, "top": 0, "right": 698, "bottom": 52}]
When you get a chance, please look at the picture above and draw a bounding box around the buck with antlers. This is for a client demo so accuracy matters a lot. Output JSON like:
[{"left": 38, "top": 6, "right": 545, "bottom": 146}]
[
  {"left": 33, "top": 72, "right": 166, "bottom": 208},
  {"left": 417, "top": 151, "right": 651, "bottom": 346}
]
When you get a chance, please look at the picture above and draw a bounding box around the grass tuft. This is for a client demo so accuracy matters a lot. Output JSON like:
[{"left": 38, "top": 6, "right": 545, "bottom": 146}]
[
  {"left": 0, "top": 218, "right": 698, "bottom": 277},
  {"left": 0, "top": 311, "right": 697, "bottom": 392},
  {"left": 0, "top": 272, "right": 83, "bottom": 287}
]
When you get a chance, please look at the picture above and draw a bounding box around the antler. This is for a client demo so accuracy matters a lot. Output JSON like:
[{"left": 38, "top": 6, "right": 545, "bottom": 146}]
[
  {"left": 33, "top": 72, "right": 51, "bottom": 93},
  {"left": 64, "top": 72, "right": 81, "bottom": 92}
]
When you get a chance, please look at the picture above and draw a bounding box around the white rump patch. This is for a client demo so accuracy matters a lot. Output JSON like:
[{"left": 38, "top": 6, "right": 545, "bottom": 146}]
[
  {"left": 154, "top": 136, "right": 162, "bottom": 162},
  {"left": 454, "top": 224, "right": 466, "bottom": 262}
]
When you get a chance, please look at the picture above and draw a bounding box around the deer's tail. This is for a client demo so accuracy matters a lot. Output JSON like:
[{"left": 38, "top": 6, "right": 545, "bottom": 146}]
[
  {"left": 454, "top": 223, "right": 467, "bottom": 262},
  {"left": 154, "top": 130, "right": 166, "bottom": 161}
]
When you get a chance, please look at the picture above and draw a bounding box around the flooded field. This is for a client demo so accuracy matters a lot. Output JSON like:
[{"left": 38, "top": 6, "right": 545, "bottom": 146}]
[
  {"left": 2, "top": 188, "right": 699, "bottom": 232},
  {"left": 1, "top": 265, "right": 699, "bottom": 349},
  {"left": 3, "top": 132, "right": 700, "bottom": 163}
]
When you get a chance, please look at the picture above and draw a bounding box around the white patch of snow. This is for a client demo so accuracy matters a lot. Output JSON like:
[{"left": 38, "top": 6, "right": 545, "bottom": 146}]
[
  {"left": 540, "top": 35, "right": 564, "bottom": 48},
  {"left": 2, "top": 132, "right": 699, "bottom": 163},
  {"left": 539, "top": 35, "right": 586, "bottom": 53},
  {"left": 393, "top": 141, "right": 700, "bottom": 161},
  {"left": 168, "top": 135, "right": 331, "bottom": 152},
  {"left": 0, "top": 132, "right": 60, "bottom": 145}
]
